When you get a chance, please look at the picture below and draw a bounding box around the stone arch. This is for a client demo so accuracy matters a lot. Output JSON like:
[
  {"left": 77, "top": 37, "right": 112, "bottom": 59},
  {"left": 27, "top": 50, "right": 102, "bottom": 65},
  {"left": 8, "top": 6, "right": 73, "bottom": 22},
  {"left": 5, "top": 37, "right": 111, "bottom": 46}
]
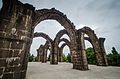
[
  {"left": 32, "top": 8, "right": 76, "bottom": 49},
  {"left": 33, "top": 32, "right": 56, "bottom": 64},
  {"left": 54, "top": 29, "right": 69, "bottom": 43},
  {"left": 59, "top": 43, "right": 69, "bottom": 61},
  {"left": 58, "top": 38, "right": 71, "bottom": 62},
  {"left": 34, "top": 32, "right": 53, "bottom": 45},
  {"left": 58, "top": 38, "right": 71, "bottom": 47},
  {"left": 32, "top": 8, "right": 80, "bottom": 67},
  {"left": 54, "top": 29, "right": 70, "bottom": 62},
  {"left": 78, "top": 26, "right": 108, "bottom": 66}
]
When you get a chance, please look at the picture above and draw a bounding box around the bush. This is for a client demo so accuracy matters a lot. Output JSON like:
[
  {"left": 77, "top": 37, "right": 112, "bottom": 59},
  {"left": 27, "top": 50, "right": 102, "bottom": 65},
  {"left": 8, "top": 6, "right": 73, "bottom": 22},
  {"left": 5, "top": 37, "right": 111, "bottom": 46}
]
[{"left": 86, "top": 47, "right": 96, "bottom": 65}]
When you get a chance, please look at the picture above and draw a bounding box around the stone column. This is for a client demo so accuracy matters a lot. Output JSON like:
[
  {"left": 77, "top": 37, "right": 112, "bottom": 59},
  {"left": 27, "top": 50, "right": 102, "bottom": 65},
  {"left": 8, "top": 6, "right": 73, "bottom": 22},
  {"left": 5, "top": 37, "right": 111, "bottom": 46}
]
[
  {"left": 50, "top": 41, "right": 58, "bottom": 64},
  {"left": 40, "top": 45, "right": 45, "bottom": 63},
  {"left": 73, "top": 31, "right": 88, "bottom": 70},
  {"left": 37, "top": 49, "right": 42, "bottom": 62},
  {"left": 99, "top": 38, "right": 108, "bottom": 66},
  {"left": 59, "top": 47, "right": 63, "bottom": 62},
  {"left": 0, "top": 0, "right": 35, "bottom": 79}
]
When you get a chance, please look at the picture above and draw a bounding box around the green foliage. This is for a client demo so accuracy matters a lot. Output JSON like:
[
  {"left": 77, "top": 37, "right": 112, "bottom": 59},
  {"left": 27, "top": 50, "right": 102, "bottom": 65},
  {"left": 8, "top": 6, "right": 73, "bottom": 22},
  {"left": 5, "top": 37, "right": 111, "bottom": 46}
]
[
  {"left": 107, "top": 47, "right": 120, "bottom": 66},
  {"left": 62, "top": 53, "right": 71, "bottom": 62},
  {"left": 62, "top": 54, "right": 67, "bottom": 62},
  {"left": 67, "top": 53, "right": 71, "bottom": 62},
  {"left": 28, "top": 53, "right": 36, "bottom": 62},
  {"left": 111, "top": 47, "right": 118, "bottom": 54},
  {"left": 86, "top": 47, "right": 96, "bottom": 65}
]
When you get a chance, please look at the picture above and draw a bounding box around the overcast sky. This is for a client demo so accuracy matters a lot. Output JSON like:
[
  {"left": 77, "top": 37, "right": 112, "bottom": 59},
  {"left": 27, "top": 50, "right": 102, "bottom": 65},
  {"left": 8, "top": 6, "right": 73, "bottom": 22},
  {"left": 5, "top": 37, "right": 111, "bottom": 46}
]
[{"left": 0, "top": 0, "right": 120, "bottom": 56}]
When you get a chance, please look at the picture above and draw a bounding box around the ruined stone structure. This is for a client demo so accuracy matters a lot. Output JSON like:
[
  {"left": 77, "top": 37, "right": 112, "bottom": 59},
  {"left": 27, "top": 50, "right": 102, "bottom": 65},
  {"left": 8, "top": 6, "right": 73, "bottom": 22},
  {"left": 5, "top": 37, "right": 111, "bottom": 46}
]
[
  {"left": 78, "top": 27, "right": 108, "bottom": 66},
  {"left": 37, "top": 44, "right": 44, "bottom": 62},
  {"left": 58, "top": 38, "right": 71, "bottom": 62},
  {"left": 37, "top": 41, "right": 49, "bottom": 63},
  {"left": 0, "top": 0, "right": 108, "bottom": 79}
]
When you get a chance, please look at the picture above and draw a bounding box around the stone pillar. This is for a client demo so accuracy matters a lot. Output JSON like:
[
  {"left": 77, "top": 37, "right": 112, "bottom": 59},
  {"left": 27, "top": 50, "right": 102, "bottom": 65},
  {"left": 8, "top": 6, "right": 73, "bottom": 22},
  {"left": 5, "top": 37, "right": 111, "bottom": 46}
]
[
  {"left": 99, "top": 38, "right": 108, "bottom": 66},
  {"left": 37, "top": 49, "right": 41, "bottom": 62},
  {"left": 59, "top": 44, "right": 66, "bottom": 62},
  {"left": 92, "top": 39, "right": 107, "bottom": 66},
  {"left": 80, "top": 33, "right": 88, "bottom": 69},
  {"left": 0, "top": 0, "right": 35, "bottom": 79},
  {"left": 43, "top": 41, "right": 49, "bottom": 63},
  {"left": 59, "top": 47, "right": 63, "bottom": 62},
  {"left": 40, "top": 45, "right": 45, "bottom": 63},
  {"left": 50, "top": 41, "right": 58, "bottom": 64},
  {"left": 73, "top": 31, "right": 88, "bottom": 70}
]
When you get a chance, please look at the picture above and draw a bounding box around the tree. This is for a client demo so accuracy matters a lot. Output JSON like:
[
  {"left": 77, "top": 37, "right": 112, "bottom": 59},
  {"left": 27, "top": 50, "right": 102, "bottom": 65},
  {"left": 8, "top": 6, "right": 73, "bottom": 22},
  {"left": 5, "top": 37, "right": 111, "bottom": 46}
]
[
  {"left": 29, "top": 53, "right": 35, "bottom": 62},
  {"left": 86, "top": 47, "right": 96, "bottom": 64},
  {"left": 107, "top": 47, "right": 120, "bottom": 66},
  {"left": 62, "top": 54, "right": 67, "bottom": 62},
  {"left": 111, "top": 47, "right": 118, "bottom": 54},
  {"left": 67, "top": 53, "right": 71, "bottom": 62}
]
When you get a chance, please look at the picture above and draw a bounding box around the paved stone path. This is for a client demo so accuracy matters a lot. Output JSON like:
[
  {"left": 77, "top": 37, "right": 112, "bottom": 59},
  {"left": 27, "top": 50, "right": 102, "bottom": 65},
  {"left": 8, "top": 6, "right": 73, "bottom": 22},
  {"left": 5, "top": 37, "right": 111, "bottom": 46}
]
[{"left": 26, "top": 62, "right": 120, "bottom": 79}]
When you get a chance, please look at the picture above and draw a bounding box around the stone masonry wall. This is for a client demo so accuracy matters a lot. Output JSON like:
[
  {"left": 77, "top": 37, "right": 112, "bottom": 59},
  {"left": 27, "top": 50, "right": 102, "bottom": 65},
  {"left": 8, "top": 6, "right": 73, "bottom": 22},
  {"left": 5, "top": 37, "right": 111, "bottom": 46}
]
[{"left": 0, "top": 0, "right": 35, "bottom": 79}]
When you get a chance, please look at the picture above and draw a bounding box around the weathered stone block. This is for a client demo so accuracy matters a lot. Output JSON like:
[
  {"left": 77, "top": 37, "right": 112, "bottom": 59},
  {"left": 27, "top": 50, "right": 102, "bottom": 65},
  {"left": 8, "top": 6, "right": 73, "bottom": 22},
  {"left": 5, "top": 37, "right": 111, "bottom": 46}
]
[
  {"left": 10, "top": 41, "right": 23, "bottom": 49},
  {"left": 0, "top": 49, "right": 13, "bottom": 58},
  {"left": 2, "top": 73, "right": 14, "bottom": 79},
  {"left": 6, "top": 57, "right": 20, "bottom": 66},
  {"left": 0, "top": 40, "right": 10, "bottom": 48},
  {"left": 20, "top": 71, "right": 26, "bottom": 79},
  {"left": 4, "top": 66, "right": 21, "bottom": 73},
  {"left": 14, "top": 72, "right": 21, "bottom": 79},
  {"left": 0, "top": 67, "right": 4, "bottom": 75},
  {"left": 12, "top": 50, "right": 20, "bottom": 57},
  {"left": 0, "top": 58, "right": 7, "bottom": 67}
]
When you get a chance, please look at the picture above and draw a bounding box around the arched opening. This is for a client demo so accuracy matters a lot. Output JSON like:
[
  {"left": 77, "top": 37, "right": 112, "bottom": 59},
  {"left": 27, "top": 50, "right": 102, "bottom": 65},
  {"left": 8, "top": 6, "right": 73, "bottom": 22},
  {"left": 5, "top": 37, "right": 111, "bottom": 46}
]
[
  {"left": 34, "top": 20, "right": 64, "bottom": 39},
  {"left": 31, "top": 8, "right": 78, "bottom": 67},
  {"left": 58, "top": 38, "right": 71, "bottom": 62},
  {"left": 62, "top": 45, "right": 71, "bottom": 62},
  {"left": 78, "top": 27, "right": 108, "bottom": 66},
  {"left": 30, "top": 37, "right": 46, "bottom": 57},
  {"left": 84, "top": 38, "right": 96, "bottom": 65},
  {"left": 32, "top": 20, "right": 65, "bottom": 64}
]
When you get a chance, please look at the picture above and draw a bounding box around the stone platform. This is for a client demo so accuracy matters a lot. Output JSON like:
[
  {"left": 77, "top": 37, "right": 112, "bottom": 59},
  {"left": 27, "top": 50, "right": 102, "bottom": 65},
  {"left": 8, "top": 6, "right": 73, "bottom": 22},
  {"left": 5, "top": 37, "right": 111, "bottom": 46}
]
[{"left": 26, "top": 62, "right": 120, "bottom": 79}]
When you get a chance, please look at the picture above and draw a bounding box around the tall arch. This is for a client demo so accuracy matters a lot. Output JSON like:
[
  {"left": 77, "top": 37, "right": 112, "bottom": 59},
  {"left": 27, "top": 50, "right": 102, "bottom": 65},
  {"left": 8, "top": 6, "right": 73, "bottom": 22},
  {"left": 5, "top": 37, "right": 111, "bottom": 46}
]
[
  {"left": 32, "top": 8, "right": 77, "bottom": 52},
  {"left": 59, "top": 43, "right": 71, "bottom": 62},
  {"left": 34, "top": 32, "right": 53, "bottom": 45},
  {"left": 54, "top": 29, "right": 70, "bottom": 62},
  {"left": 58, "top": 38, "right": 71, "bottom": 47},
  {"left": 58, "top": 38, "right": 71, "bottom": 62},
  {"left": 33, "top": 32, "right": 56, "bottom": 64},
  {"left": 54, "top": 29, "right": 69, "bottom": 43},
  {"left": 78, "top": 26, "right": 108, "bottom": 66}
]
